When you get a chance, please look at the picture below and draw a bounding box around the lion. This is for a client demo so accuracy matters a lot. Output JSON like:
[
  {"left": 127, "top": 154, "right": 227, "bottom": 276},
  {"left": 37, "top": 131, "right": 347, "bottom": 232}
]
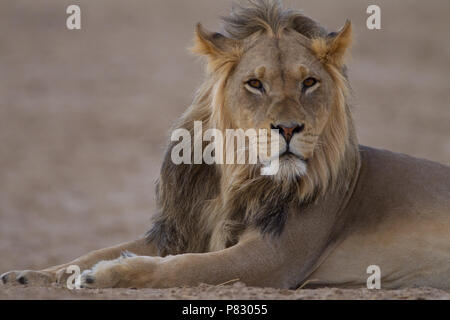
[{"left": 2, "top": 0, "right": 449, "bottom": 290}]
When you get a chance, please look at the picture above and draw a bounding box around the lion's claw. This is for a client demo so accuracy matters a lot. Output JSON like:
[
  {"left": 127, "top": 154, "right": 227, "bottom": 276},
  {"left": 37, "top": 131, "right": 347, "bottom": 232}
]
[
  {"left": 1, "top": 273, "right": 8, "bottom": 284},
  {"left": 0, "top": 270, "right": 55, "bottom": 287}
]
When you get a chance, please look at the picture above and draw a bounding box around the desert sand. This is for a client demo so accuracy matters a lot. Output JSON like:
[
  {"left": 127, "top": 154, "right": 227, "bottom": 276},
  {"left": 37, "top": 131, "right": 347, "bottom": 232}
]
[{"left": 0, "top": 0, "right": 449, "bottom": 299}]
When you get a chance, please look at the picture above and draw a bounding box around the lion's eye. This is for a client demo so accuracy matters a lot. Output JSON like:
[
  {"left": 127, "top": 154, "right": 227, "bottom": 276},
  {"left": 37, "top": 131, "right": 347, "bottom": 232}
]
[
  {"left": 302, "top": 77, "right": 318, "bottom": 89},
  {"left": 247, "top": 79, "right": 263, "bottom": 90}
]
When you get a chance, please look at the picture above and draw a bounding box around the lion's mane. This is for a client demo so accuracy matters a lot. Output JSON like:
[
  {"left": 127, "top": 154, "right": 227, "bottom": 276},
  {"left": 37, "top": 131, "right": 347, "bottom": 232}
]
[{"left": 146, "top": 0, "right": 360, "bottom": 256}]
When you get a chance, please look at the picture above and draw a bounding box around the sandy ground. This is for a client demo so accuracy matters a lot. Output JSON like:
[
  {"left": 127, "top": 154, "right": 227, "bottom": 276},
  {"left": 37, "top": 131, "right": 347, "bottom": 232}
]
[
  {"left": 1, "top": 283, "right": 449, "bottom": 300},
  {"left": 0, "top": 0, "right": 449, "bottom": 300}
]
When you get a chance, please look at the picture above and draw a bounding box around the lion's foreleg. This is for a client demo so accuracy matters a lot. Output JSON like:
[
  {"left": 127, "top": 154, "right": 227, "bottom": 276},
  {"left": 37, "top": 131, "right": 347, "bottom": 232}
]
[{"left": 80, "top": 231, "right": 292, "bottom": 289}]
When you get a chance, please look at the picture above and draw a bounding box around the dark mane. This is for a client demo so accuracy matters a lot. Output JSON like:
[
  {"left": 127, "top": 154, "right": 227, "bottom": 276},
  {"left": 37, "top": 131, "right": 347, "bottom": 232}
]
[{"left": 222, "top": 0, "right": 328, "bottom": 40}]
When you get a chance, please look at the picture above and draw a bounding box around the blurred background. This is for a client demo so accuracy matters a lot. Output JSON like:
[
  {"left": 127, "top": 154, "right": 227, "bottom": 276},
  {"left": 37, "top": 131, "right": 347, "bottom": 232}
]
[{"left": 0, "top": 0, "right": 449, "bottom": 274}]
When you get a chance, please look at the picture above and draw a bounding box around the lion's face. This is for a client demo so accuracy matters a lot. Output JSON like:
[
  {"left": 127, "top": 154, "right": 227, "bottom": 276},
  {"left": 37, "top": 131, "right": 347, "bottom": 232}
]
[
  {"left": 192, "top": 10, "right": 353, "bottom": 189},
  {"left": 224, "top": 32, "right": 334, "bottom": 178}
]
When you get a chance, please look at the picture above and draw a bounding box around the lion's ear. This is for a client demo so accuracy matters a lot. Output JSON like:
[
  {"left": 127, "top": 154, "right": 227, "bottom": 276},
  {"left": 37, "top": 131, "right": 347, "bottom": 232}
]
[
  {"left": 191, "top": 23, "right": 241, "bottom": 72},
  {"left": 311, "top": 20, "right": 352, "bottom": 68}
]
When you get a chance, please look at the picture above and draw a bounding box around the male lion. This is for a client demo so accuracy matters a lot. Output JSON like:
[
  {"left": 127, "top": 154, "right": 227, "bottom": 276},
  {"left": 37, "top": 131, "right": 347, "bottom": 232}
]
[{"left": 2, "top": 0, "right": 449, "bottom": 290}]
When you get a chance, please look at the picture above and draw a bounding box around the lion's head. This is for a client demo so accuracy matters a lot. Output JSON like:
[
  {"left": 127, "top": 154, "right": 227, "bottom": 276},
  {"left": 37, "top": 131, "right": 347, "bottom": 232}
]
[{"left": 147, "top": 0, "right": 361, "bottom": 255}]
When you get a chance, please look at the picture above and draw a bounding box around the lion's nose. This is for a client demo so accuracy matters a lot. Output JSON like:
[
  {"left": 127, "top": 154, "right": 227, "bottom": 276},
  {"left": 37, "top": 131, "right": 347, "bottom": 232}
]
[{"left": 270, "top": 123, "right": 305, "bottom": 144}]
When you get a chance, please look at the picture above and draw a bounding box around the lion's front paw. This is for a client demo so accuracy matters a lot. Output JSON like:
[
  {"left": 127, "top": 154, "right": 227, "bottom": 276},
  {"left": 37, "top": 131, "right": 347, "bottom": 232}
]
[
  {"left": 79, "top": 253, "right": 160, "bottom": 289},
  {"left": 79, "top": 258, "right": 130, "bottom": 289},
  {"left": 1, "top": 270, "right": 55, "bottom": 287}
]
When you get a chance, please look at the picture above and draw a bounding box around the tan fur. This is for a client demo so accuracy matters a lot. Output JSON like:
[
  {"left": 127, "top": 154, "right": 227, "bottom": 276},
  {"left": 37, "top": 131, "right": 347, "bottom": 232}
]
[{"left": 2, "top": 0, "right": 449, "bottom": 290}]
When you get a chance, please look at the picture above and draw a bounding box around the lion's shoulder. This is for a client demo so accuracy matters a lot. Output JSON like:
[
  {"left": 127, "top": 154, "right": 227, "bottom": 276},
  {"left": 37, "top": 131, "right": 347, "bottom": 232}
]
[{"left": 356, "top": 145, "right": 450, "bottom": 212}]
